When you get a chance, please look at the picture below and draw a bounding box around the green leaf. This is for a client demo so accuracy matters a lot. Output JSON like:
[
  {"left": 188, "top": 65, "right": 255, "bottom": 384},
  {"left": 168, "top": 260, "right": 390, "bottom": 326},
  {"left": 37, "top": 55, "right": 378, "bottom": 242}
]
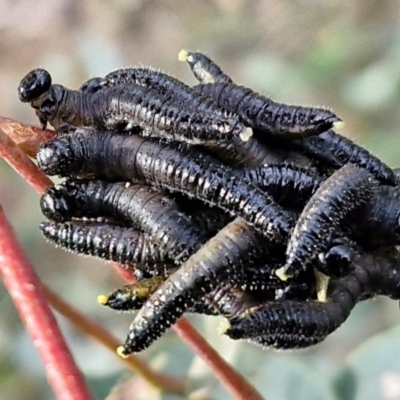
[{"left": 334, "top": 323, "right": 400, "bottom": 400}]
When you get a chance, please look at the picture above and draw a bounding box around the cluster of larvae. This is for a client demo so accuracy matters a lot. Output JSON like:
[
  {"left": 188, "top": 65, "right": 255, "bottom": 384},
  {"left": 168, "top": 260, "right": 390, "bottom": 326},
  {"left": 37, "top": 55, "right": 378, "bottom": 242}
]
[{"left": 18, "top": 50, "right": 400, "bottom": 357}]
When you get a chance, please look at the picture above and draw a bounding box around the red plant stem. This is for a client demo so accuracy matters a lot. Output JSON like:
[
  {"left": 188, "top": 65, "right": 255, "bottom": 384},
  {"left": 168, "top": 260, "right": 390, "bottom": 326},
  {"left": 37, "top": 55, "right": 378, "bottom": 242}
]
[
  {"left": 0, "top": 127, "right": 53, "bottom": 193},
  {"left": 113, "top": 264, "right": 264, "bottom": 400},
  {"left": 174, "top": 319, "right": 264, "bottom": 400},
  {"left": 0, "top": 206, "right": 92, "bottom": 400},
  {"left": 0, "top": 120, "right": 265, "bottom": 399},
  {"left": 43, "top": 285, "right": 185, "bottom": 395}
]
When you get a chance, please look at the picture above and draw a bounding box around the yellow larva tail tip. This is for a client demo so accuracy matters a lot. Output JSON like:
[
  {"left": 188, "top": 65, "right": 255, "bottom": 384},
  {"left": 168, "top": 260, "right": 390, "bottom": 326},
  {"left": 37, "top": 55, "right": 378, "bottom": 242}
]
[
  {"left": 116, "top": 346, "right": 129, "bottom": 359},
  {"left": 275, "top": 267, "right": 289, "bottom": 282},
  {"left": 216, "top": 320, "right": 231, "bottom": 336},
  {"left": 240, "top": 127, "right": 253, "bottom": 142},
  {"left": 315, "top": 271, "right": 330, "bottom": 303},
  {"left": 178, "top": 49, "right": 189, "bottom": 62},
  {"left": 97, "top": 294, "right": 109, "bottom": 305},
  {"left": 333, "top": 120, "right": 345, "bottom": 130}
]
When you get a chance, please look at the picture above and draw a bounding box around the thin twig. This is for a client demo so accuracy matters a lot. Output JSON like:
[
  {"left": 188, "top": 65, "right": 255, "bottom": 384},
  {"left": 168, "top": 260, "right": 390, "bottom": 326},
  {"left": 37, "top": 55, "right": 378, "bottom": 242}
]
[
  {"left": 44, "top": 285, "right": 185, "bottom": 395},
  {"left": 1, "top": 119, "right": 266, "bottom": 400},
  {"left": 113, "top": 264, "right": 264, "bottom": 400},
  {"left": 0, "top": 205, "right": 93, "bottom": 400},
  {"left": 0, "top": 126, "right": 53, "bottom": 192}
]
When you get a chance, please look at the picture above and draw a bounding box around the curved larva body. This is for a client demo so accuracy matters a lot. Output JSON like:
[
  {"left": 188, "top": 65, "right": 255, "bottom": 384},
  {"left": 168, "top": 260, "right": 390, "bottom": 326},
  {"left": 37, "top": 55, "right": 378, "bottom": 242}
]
[
  {"left": 40, "top": 221, "right": 173, "bottom": 274},
  {"left": 119, "top": 217, "right": 269, "bottom": 353},
  {"left": 179, "top": 50, "right": 233, "bottom": 84},
  {"left": 226, "top": 248, "right": 400, "bottom": 348},
  {"left": 196, "top": 82, "right": 342, "bottom": 138},
  {"left": 284, "top": 164, "right": 374, "bottom": 277},
  {"left": 295, "top": 129, "right": 397, "bottom": 185},
  {"left": 37, "top": 132, "right": 294, "bottom": 244},
  {"left": 40, "top": 180, "right": 207, "bottom": 263}
]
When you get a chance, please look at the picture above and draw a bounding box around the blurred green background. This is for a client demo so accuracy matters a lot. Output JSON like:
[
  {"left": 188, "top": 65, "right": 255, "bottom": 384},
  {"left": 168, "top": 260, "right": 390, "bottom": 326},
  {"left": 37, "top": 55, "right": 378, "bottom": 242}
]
[{"left": 1, "top": 1, "right": 400, "bottom": 399}]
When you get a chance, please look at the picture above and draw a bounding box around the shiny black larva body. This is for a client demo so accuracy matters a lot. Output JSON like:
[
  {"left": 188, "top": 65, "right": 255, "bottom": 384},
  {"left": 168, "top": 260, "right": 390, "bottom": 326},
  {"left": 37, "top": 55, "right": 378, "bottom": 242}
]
[
  {"left": 119, "top": 218, "right": 274, "bottom": 354},
  {"left": 196, "top": 82, "right": 342, "bottom": 139},
  {"left": 40, "top": 221, "right": 174, "bottom": 276},
  {"left": 40, "top": 180, "right": 207, "bottom": 263},
  {"left": 18, "top": 52, "right": 400, "bottom": 356},
  {"left": 80, "top": 67, "right": 232, "bottom": 118},
  {"left": 37, "top": 131, "right": 294, "bottom": 244},
  {"left": 284, "top": 164, "right": 374, "bottom": 277},
  {"left": 226, "top": 248, "right": 400, "bottom": 347},
  {"left": 18, "top": 69, "right": 250, "bottom": 145},
  {"left": 293, "top": 129, "right": 397, "bottom": 185}
]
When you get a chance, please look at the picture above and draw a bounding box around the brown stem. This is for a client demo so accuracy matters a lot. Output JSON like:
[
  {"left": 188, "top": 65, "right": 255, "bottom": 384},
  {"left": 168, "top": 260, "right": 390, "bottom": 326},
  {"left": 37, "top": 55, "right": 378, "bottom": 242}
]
[
  {"left": 1, "top": 119, "right": 265, "bottom": 400},
  {"left": 44, "top": 285, "right": 185, "bottom": 395},
  {"left": 112, "top": 263, "right": 264, "bottom": 400},
  {"left": 0, "top": 205, "right": 93, "bottom": 400},
  {"left": 0, "top": 126, "right": 53, "bottom": 193}
]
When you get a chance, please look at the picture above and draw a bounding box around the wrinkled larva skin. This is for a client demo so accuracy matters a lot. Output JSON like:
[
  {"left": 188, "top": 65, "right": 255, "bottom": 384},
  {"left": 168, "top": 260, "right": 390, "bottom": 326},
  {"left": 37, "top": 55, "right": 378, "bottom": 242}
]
[
  {"left": 284, "top": 164, "right": 374, "bottom": 277},
  {"left": 226, "top": 248, "right": 400, "bottom": 348},
  {"left": 196, "top": 82, "right": 342, "bottom": 139},
  {"left": 80, "top": 67, "right": 233, "bottom": 118},
  {"left": 18, "top": 69, "right": 250, "bottom": 145},
  {"left": 37, "top": 131, "right": 294, "bottom": 245},
  {"left": 19, "top": 52, "right": 400, "bottom": 356},
  {"left": 40, "top": 221, "right": 174, "bottom": 273},
  {"left": 293, "top": 129, "right": 397, "bottom": 185},
  {"left": 40, "top": 180, "right": 207, "bottom": 263}
]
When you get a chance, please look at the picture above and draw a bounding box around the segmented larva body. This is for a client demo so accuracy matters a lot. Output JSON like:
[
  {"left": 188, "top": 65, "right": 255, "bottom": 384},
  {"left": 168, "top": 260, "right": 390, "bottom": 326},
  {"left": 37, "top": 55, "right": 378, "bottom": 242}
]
[
  {"left": 350, "top": 183, "right": 400, "bottom": 248},
  {"left": 18, "top": 69, "right": 252, "bottom": 143},
  {"left": 236, "top": 165, "right": 322, "bottom": 209},
  {"left": 295, "top": 130, "right": 397, "bottom": 185},
  {"left": 40, "top": 180, "right": 207, "bottom": 263},
  {"left": 225, "top": 248, "right": 400, "bottom": 348},
  {"left": 37, "top": 132, "right": 294, "bottom": 244},
  {"left": 81, "top": 67, "right": 233, "bottom": 117},
  {"left": 118, "top": 217, "right": 270, "bottom": 355},
  {"left": 196, "top": 82, "right": 343, "bottom": 139},
  {"left": 178, "top": 49, "right": 233, "bottom": 84},
  {"left": 40, "top": 221, "right": 174, "bottom": 270},
  {"left": 207, "top": 134, "right": 314, "bottom": 169},
  {"left": 283, "top": 164, "right": 374, "bottom": 278}
]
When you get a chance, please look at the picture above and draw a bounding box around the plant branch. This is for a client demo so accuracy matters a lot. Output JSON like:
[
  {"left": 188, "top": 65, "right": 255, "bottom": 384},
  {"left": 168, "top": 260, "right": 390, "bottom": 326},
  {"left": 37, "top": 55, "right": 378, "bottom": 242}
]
[
  {"left": 44, "top": 285, "right": 185, "bottom": 395},
  {"left": 0, "top": 205, "right": 92, "bottom": 400},
  {"left": 112, "top": 264, "right": 264, "bottom": 400},
  {"left": 1, "top": 119, "right": 266, "bottom": 400}
]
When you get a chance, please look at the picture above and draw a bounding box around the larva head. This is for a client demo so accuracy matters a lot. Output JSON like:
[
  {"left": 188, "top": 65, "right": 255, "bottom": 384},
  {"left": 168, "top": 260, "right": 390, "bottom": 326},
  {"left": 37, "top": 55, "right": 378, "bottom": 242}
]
[
  {"left": 37, "top": 136, "right": 76, "bottom": 176},
  {"left": 98, "top": 286, "right": 146, "bottom": 311},
  {"left": 18, "top": 69, "right": 52, "bottom": 102},
  {"left": 40, "top": 187, "right": 74, "bottom": 222}
]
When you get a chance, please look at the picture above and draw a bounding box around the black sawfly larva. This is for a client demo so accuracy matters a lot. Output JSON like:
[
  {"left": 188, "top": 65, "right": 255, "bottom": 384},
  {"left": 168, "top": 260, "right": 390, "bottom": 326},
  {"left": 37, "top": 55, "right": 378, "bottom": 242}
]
[
  {"left": 18, "top": 69, "right": 253, "bottom": 143},
  {"left": 40, "top": 180, "right": 207, "bottom": 263},
  {"left": 225, "top": 248, "right": 400, "bottom": 348},
  {"left": 196, "top": 82, "right": 343, "bottom": 139},
  {"left": 37, "top": 131, "right": 294, "bottom": 244},
  {"left": 282, "top": 164, "right": 374, "bottom": 279}
]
